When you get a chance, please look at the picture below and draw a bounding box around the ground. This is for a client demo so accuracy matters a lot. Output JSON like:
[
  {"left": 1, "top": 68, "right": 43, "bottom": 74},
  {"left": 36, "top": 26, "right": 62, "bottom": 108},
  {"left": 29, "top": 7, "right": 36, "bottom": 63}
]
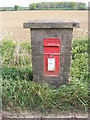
[
  {"left": 1, "top": 10, "right": 88, "bottom": 41},
  {"left": 2, "top": 111, "right": 88, "bottom": 118}
]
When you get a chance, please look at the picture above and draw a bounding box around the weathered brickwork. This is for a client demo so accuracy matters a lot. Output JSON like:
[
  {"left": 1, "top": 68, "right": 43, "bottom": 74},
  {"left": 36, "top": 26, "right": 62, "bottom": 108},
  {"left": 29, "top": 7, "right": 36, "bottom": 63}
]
[{"left": 24, "top": 20, "right": 80, "bottom": 87}]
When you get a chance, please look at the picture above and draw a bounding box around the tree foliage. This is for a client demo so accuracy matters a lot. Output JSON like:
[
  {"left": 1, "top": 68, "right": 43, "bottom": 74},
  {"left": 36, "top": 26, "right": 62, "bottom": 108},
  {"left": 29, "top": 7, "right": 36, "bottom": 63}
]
[
  {"left": 14, "top": 5, "right": 20, "bottom": 11},
  {"left": 29, "top": 2, "right": 87, "bottom": 10},
  {"left": 1, "top": 7, "right": 7, "bottom": 11},
  {"left": 0, "top": 2, "right": 87, "bottom": 11}
]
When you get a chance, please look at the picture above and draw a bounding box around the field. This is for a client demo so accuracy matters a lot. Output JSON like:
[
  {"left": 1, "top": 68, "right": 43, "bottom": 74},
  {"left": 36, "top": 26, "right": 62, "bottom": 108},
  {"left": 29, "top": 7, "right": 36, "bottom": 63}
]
[{"left": 1, "top": 10, "right": 88, "bottom": 41}]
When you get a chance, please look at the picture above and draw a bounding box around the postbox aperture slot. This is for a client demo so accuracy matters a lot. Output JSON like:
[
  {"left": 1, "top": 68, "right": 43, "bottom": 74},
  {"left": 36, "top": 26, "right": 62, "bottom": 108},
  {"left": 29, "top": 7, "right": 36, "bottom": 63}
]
[{"left": 43, "top": 46, "right": 60, "bottom": 54}]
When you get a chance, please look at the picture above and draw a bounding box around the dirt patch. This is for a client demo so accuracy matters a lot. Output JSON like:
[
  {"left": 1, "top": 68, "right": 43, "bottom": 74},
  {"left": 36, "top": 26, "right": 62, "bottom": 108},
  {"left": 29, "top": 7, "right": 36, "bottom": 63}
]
[{"left": 2, "top": 111, "right": 88, "bottom": 118}]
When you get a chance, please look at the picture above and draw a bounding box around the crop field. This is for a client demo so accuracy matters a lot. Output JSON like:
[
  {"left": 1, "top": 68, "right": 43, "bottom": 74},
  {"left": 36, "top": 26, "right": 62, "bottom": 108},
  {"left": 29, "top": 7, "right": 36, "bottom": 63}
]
[{"left": 1, "top": 10, "right": 88, "bottom": 41}]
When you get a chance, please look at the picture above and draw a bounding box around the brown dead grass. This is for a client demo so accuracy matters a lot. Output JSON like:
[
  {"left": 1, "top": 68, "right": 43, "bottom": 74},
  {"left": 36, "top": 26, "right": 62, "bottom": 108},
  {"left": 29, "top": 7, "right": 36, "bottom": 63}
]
[{"left": 1, "top": 10, "right": 88, "bottom": 41}]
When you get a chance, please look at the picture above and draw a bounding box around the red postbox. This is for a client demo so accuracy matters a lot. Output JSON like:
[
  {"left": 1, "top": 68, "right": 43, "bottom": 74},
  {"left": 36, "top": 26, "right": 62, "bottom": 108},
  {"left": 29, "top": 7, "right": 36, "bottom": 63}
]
[{"left": 43, "top": 38, "right": 60, "bottom": 76}]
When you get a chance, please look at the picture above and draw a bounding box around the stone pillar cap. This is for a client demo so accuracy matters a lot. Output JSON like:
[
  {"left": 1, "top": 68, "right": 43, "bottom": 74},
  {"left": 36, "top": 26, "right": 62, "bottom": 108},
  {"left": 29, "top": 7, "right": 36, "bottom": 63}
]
[{"left": 23, "top": 20, "right": 80, "bottom": 29}]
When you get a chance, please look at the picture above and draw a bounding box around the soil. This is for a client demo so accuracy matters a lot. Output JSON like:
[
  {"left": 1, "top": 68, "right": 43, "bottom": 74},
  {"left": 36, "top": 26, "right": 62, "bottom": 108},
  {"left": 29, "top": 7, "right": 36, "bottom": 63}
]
[
  {"left": 1, "top": 10, "right": 88, "bottom": 41},
  {"left": 2, "top": 111, "right": 88, "bottom": 119}
]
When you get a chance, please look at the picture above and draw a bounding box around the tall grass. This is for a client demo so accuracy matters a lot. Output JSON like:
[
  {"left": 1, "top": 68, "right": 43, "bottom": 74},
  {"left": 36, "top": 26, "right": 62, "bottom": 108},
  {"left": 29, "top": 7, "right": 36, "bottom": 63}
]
[
  {"left": 0, "top": 40, "right": 32, "bottom": 67},
  {"left": 2, "top": 79, "right": 88, "bottom": 113},
  {"left": 0, "top": 39, "right": 32, "bottom": 81},
  {"left": 1, "top": 39, "right": 88, "bottom": 113}
]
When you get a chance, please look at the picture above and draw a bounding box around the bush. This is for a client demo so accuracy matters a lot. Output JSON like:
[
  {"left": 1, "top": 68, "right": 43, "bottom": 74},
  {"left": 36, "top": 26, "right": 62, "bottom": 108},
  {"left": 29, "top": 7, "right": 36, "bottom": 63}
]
[{"left": 71, "top": 39, "right": 88, "bottom": 82}]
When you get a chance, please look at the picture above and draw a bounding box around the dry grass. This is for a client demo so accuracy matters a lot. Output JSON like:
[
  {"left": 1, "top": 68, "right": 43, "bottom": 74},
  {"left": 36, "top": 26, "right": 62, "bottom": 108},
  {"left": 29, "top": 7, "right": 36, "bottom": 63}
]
[{"left": 1, "top": 10, "right": 88, "bottom": 41}]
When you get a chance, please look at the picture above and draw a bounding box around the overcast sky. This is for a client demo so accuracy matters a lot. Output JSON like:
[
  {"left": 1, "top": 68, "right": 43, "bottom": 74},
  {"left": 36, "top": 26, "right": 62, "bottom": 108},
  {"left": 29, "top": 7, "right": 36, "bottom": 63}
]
[{"left": 0, "top": 0, "right": 89, "bottom": 7}]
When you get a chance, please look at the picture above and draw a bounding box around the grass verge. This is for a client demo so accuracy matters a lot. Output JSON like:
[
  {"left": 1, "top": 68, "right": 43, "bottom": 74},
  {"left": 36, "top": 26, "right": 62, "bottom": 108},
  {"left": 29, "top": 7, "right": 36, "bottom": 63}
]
[{"left": 1, "top": 38, "right": 88, "bottom": 113}]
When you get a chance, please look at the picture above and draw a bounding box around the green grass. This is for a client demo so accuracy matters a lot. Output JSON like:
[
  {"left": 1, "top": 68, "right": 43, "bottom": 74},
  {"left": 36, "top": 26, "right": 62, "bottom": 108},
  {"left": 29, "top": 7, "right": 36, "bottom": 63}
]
[
  {"left": 0, "top": 39, "right": 32, "bottom": 81},
  {"left": 1, "top": 38, "right": 88, "bottom": 113},
  {"left": 0, "top": 39, "right": 32, "bottom": 67},
  {"left": 2, "top": 79, "right": 88, "bottom": 113},
  {"left": 2, "top": 65, "right": 33, "bottom": 81}
]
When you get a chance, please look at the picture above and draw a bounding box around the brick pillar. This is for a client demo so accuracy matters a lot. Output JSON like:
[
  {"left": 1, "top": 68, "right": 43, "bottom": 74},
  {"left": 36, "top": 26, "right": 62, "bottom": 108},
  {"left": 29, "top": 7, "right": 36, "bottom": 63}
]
[{"left": 23, "top": 20, "right": 80, "bottom": 87}]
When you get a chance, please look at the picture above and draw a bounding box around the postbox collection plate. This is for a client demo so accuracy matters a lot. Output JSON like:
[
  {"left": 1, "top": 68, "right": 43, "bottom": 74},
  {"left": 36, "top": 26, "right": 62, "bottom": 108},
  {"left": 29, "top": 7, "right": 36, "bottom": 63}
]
[
  {"left": 48, "top": 58, "right": 55, "bottom": 71},
  {"left": 43, "top": 38, "right": 60, "bottom": 76}
]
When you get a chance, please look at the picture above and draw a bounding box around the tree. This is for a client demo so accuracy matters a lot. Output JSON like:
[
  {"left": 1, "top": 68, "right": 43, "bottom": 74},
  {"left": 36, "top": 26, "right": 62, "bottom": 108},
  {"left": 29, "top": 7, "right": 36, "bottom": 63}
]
[
  {"left": 68, "top": 2, "right": 77, "bottom": 9},
  {"left": 14, "top": 5, "right": 20, "bottom": 11},
  {"left": 29, "top": 4, "right": 36, "bottom": 10},
  {"left": 29, "top": 2, "right": 86, "bottom": 10},
  {"left": 79, "top": 5, "right": 86, "bottom": 10},
  {"left": 2, "top": 7, "right": 7, "bottom": 11},
  {"left": 78, "top": 3, "right": 86, "bottom": 10}
]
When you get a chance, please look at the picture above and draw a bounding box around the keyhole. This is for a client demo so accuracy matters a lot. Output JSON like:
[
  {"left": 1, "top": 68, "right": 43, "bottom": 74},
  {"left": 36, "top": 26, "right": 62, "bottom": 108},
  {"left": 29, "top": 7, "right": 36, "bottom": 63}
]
[{"left": 50, "top": 54, "right": 52, "bottom": 57}]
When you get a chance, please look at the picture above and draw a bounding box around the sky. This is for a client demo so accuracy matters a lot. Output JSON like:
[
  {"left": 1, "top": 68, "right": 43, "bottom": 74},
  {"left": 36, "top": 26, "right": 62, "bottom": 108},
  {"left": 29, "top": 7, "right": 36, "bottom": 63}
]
[{"left": 0, "top": 0, "right": 89, "bottom": 7}]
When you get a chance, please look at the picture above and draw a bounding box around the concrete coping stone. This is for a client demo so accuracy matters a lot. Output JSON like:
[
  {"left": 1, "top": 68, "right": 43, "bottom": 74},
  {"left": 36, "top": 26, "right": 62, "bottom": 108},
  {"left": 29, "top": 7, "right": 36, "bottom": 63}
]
[{"left": 23, "top": 20, "right": 80, "bottom": 29}]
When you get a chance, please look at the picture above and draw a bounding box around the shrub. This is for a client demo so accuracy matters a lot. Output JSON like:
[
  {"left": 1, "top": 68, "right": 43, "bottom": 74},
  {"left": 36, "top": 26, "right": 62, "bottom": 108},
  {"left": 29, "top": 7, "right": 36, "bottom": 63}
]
[{"left": 71, "top": 39, "right": 88, "bottom": 82}]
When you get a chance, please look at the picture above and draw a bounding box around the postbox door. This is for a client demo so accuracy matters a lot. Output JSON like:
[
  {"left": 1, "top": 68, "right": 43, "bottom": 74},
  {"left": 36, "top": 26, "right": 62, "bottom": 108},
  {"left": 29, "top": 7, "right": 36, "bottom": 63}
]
[{"left": 43, "top": 38, "right": 60, "bottom": 76}]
